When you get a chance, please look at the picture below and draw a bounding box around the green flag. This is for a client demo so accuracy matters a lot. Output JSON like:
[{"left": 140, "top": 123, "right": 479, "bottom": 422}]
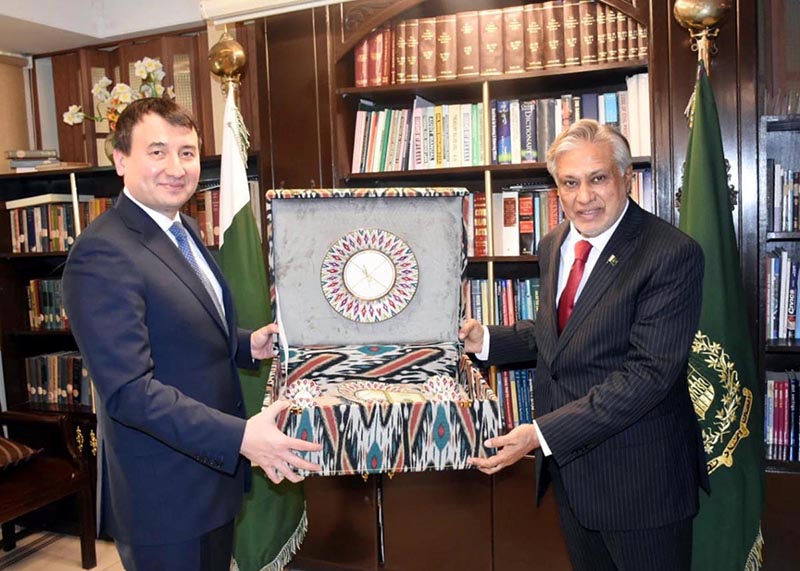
[
  {"left": 218, "top": 87, "right": 307, "bottom": 571},
  {"left": 679, "top": 63, "right": 764, "bottom": 571}
]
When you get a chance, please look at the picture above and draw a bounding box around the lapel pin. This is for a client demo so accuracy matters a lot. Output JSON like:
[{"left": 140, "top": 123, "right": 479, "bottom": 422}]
[{"left": 607, "top": 254, "right": 618, "bottom": 266}]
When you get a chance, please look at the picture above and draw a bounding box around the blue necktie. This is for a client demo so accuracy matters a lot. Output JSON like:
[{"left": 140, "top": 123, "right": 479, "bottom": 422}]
[{"left": 168, "top": 221, "right": 227, "bottom": 331}]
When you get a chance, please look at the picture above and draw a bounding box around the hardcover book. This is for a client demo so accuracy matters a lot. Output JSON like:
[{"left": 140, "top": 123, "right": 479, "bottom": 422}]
[
  {"left": 419, "top": 17, "right": 438, "bottom": 82},
  {"left": 406, "top": 19, "right": 420, "bottom": 82},
  {"left": 543, "top": 0, "right": 565, "bottom": 69},
  {"left": 503, "top": 6, "right": 525, "bottom": 73},
  {"left": 265, "top": 188, "right": 500, "bottom": 476},
  {"left": 456, "top": 11, "right": 480, "bottom": 77},
  {"left": 523, "top": 3, "right": 545, "bottom": 70},
  {"left": 479, "top": 9, "right": 504, "bottom": 76},
  {"left": 436, "top": 14, "right": 458, "bottom": 80},
  {"left": 578, "top": 0, "right": 597, "bottom": 65},
  {"left": 562, "top": 0, "right": 581, "bottom": 67}
]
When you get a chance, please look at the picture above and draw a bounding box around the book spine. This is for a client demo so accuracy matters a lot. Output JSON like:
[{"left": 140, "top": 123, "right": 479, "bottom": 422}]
[
  {"left": 627, "top": 15, "right": 638, "bottom": 60},
  {"left": 473, "top": 192, "right": 488, "bottom": 257},
  {"left": 436, "top": 15, "right": 457, "bottom": 80},
  {"left": 395, "top": 21, "right": 407, "bottom": 85},
  {"left": 579, "top": 0, "right": 598, "bottom": 65},
  {"left": 496, "top": 100, "right": 512, "bottom": 165},
  {"left": 596, "top": 4, "right": 607, "bottom": 63},
  {"left": 524, "top": 4, "right": 545, "bottom": 71},
  {"left": 543, "top": 1, "right": 565, "bottom": 69},
  {"left": 457, "top": 11, "right": 480, "bottom": 78},
  {"left": 354, "top": 38, "right": 369, "bottom": 87},
  {"left": 479, "top": 9, "right": 504, "bottom": 76},
  {"left": 367, "top": 29, "right": 384, "bottom": 87},
  {"left": 606, "top": 7, "right": 618, "bottom": 62},
  {"left": 419, "top": 17, "right": 437, "bottom": 82},
  {"left": 617, "top": 11, "right": 628, "bottom": 61},
  {"left": 503, "top": 6, "right": 525, "bottom": 73},
  {"left": 563, "top": 0, "right": 581, "bottom": 67},
  {"left": 405, "top": 19, "right": 419, "bottom": 83},
  {"left": 518, "top": 192, "right": 535, "bottom": 255}
]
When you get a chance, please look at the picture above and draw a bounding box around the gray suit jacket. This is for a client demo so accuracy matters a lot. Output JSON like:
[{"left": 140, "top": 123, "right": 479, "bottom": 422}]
[
  {"left": 488, "top": 200, "right": 709, "bottom": 531},
  {"left": 63, "top": 193, "right": 256, "bottom": 545}
]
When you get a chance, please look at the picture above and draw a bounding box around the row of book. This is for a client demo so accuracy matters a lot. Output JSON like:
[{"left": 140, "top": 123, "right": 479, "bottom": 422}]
[
  {"left": 354, "top": 1, "right": 648, "bottom": 87},
  {"left": 765, "top": 249, "right": 799, "bottom": 341},
  {"left": 495, "top": 368, "right": 536, "bottom": 430},
  {"left": 352, "top": 72, "right": 650, "bottom": 174},
  {"left": 25, "top": 351, "right": 94, "bottom": 408},
  {"left": 7, "top": 194, "right": 114, "bottom": 254},
  {"left": 766, "top": 160, "right": 800, "bottom": 233},
  {"left": 765, "top": 372, "right": 800, "bottom": 462},
  {"left": 25, "top": 278, "right": 67, "bottom": 331},
  {"left": 466, "top": 278, "right": 542, "bottom": 327}
]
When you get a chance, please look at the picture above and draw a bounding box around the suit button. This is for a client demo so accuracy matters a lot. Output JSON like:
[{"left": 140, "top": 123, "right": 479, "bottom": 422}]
[
  {"left": 551, "top": 373, "right": 559, "bottom": 381},
  {"left": 236, "top": 401, "right": 242, "bottom": 408}
]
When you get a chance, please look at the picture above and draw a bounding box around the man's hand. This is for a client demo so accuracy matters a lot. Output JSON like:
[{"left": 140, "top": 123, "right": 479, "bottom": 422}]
[
  {"left": 240, "top": 400, "right": 323, "bottom": 484},
  {"left": 468, "top": 424, "right": 540, "bottom": 475},
  {"left": 458, "top": 318, "right": 485, "bottom": 354},
  {"left": 251, "top": 323, "right": 279, "bottom": 360}
]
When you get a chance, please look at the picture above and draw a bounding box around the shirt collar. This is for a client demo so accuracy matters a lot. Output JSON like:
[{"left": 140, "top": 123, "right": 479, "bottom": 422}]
[{"left": 124, "top": 187, "right": 181, "bottom": 233}]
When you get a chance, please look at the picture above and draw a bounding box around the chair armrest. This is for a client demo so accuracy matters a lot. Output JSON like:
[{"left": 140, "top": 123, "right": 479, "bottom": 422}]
[{"left": 0, "top": 410, "right": 85, "bottom": 469}]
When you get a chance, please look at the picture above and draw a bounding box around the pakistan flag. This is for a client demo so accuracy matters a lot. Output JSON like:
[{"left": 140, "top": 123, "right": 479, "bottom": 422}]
[
  {"left": 678, "top": 63, "right": 764, "bottom": 570},
  {"left": 218, "top": 87, "right": 307, "bottom": 571}
]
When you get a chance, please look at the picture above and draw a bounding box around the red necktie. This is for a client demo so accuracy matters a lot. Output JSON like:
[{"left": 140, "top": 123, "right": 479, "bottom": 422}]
[{"left": 557, "top": 240, "right": 592, "bottom": 334}]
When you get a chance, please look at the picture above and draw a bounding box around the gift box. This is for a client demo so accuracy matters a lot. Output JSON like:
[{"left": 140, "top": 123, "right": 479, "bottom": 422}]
[{"left": 264, "top": 188, "right": 500, "bottom": 476}]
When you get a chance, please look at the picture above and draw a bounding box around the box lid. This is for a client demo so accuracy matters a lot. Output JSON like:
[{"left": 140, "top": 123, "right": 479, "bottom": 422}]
[{"left": 266, "top": 188, "right": 468, "bottom": 348}]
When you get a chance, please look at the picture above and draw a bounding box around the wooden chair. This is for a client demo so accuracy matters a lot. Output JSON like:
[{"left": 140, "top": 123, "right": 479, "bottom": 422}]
[{"left": 0, "top": 410, "right": 96, "bottom": 569}]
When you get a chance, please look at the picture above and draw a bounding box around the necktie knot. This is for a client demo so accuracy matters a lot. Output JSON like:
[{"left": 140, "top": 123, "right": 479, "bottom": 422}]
[{"left": 574, "top": 240, "right": 592, "bottom": 263}]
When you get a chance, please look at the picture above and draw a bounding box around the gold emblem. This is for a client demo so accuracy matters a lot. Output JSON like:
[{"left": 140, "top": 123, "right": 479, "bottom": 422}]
[{"left": 688, "top": 331, "right": 753, "bottom": 474}]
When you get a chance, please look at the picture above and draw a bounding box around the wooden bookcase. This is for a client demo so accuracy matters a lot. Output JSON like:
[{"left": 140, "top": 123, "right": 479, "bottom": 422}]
[
  {"left": 757, "top": 115, "right": 800, "bottom": 571},
  {"left": 293, "top": 1, "right": 648, "bottom": 570}
]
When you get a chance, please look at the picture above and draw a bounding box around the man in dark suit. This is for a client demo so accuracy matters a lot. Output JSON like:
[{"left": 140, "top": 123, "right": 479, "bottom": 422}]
[
  {"left": 461, "top": 119, "right": 708, "bottom": 570},
  {"left": 63, "top": 97, "right": 321, "bottom": 571}
]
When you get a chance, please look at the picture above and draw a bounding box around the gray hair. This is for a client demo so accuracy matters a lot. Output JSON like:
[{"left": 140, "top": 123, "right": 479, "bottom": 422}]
[{"left": 545, "top": 119, "right": 632, "bottom": 180}]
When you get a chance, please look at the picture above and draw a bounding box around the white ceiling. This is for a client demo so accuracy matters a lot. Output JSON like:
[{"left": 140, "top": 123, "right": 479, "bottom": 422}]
[{"left": 0, "top": 0, "right": 204, "bottom": 56}]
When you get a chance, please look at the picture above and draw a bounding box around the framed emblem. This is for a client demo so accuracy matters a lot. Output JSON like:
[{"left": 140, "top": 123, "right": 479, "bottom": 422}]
[{"left": 320, "top": 228, "right": 419, "bottom": 322}]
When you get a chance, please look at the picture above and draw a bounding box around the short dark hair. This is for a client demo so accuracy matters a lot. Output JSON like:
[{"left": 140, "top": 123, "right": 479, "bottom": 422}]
[{"left": 113, "top": 98, "right": 201, "bottom": 155}]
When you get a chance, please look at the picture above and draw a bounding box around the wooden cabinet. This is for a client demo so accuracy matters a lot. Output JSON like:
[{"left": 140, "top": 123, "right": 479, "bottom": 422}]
[{"left": 757, "top": 115, "right": 800, "bottom": 571}]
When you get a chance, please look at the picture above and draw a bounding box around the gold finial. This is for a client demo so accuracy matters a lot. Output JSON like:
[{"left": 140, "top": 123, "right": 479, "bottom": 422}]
[
  {"left": 208, "top": 30, "right": 247, "bottom": 95},
  {"left": 673, "top": 1, "right": 732, "bottom": 74}
]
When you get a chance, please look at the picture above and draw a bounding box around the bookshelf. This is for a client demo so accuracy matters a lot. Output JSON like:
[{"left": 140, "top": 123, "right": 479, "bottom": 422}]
[
  {"left": 758, "top": 115, "right": 800, "bottom": 571},
  {"left": 294, "top": 1, "right": 652, "bottom": 570}
]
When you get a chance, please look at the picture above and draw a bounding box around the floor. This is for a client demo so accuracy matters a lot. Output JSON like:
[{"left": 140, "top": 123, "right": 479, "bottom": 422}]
[{"left": 0, "top": 532, "right": 122, "bottom": 571}]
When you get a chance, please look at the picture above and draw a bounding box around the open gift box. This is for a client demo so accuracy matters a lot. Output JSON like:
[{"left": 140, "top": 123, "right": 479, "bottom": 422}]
[{"left": 264, "top": 188, "right": 501, "bottom": 476}]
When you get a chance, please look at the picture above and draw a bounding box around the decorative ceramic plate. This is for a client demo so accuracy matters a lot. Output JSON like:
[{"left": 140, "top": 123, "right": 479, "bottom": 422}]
[{"left": 320, "top": 228, "right": 419, "bottom": 323}]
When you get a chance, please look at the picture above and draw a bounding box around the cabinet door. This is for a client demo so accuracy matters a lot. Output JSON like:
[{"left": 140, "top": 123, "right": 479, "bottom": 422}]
[
  {"left": 52, "top": 52, "right": 88, "bottom": 164},
  {"left": 382, "top": 470, "right": 493, "bottom": 571},
  {"left": 296, "top": 475, "right": 380, "bottom": 571},
  {"left": 493, "top": 455, "right": 570, "bottom": 571}
]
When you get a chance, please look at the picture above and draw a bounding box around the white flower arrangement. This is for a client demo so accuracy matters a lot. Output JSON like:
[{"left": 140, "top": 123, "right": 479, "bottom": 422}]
[{"left": 62, "top": 57, "right": 175, "bottom": 131}]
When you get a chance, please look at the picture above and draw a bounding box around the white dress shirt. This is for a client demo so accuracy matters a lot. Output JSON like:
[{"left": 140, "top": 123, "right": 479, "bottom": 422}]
[
  {"left": 476, "top": 201, "right": 630, "bottom": 455},
  {"left": 124, "top": 188, "right": 225, "bottom": 315}
]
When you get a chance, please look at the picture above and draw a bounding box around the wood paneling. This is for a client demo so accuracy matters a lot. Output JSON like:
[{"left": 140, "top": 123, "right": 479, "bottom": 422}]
[
  {"left": 382, "top": 470, "right": 493, "bottom": 571},
  {"left": 493, "top": 456, "right": 570, "bottom": 571},
  {"left": 51, "top": 52, "right": 88, "bottom": 163},
  {"left": 263, "top": 9, "right": 333, "bottom": 189},
  {"left": 763, "top": 471, "right": 800, "bottom": 570},
  {"left": 295, "top": 476, "right": 379, "bottom": 571}
]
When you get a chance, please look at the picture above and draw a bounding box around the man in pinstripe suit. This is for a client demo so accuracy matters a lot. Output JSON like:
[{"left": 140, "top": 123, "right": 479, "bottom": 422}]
[{"left": 461, "top": 120, "right": 709, "bottom": 570}]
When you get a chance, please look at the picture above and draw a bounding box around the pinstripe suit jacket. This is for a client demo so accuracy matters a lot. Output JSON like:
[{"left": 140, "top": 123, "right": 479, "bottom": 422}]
[{"left": 488, "top": 200, "right": 709, "bottom": 531}]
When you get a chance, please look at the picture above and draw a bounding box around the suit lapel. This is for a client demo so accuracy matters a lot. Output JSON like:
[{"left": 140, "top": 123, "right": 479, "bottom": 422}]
[
  {"left": 555, "top": 200, "right": 644, "bottom": 352},
  {"left": 116, "top": 194, "right": 229, "bottom": 336}
]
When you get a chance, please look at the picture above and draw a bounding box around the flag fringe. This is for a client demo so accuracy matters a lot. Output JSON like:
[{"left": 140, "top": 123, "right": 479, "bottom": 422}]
[
  {"left": 744, "top": 526, "right": 764, "bottom": 571},
  {"left": 231, "top": 507, "right": 308, "bottom": 571}
]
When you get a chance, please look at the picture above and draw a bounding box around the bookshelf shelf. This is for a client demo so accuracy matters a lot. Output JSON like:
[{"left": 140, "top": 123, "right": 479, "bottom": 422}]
[
  {"left": 345, "top": 157, "right": 652, "bottom": 183},
  {"left": 766, "top": 460, "right": 800, "bottom": 475},
  {"left": 338, "top": 59, "right": 648, "bottom": 101},
  {"left": 765, "top": 340, "right": 800, "bottom": 354},
  {"left": 0, "top": 252, "right": 70, "bottom": 260},
  {"left": 767, "top": 232, "right": 800, "bottom": 242},
  {"left": 8, "top": 329, "right": 73, "bottom": 337},
  {"left": 469, "top": 256, "right": 540, "bottom": 264}
]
